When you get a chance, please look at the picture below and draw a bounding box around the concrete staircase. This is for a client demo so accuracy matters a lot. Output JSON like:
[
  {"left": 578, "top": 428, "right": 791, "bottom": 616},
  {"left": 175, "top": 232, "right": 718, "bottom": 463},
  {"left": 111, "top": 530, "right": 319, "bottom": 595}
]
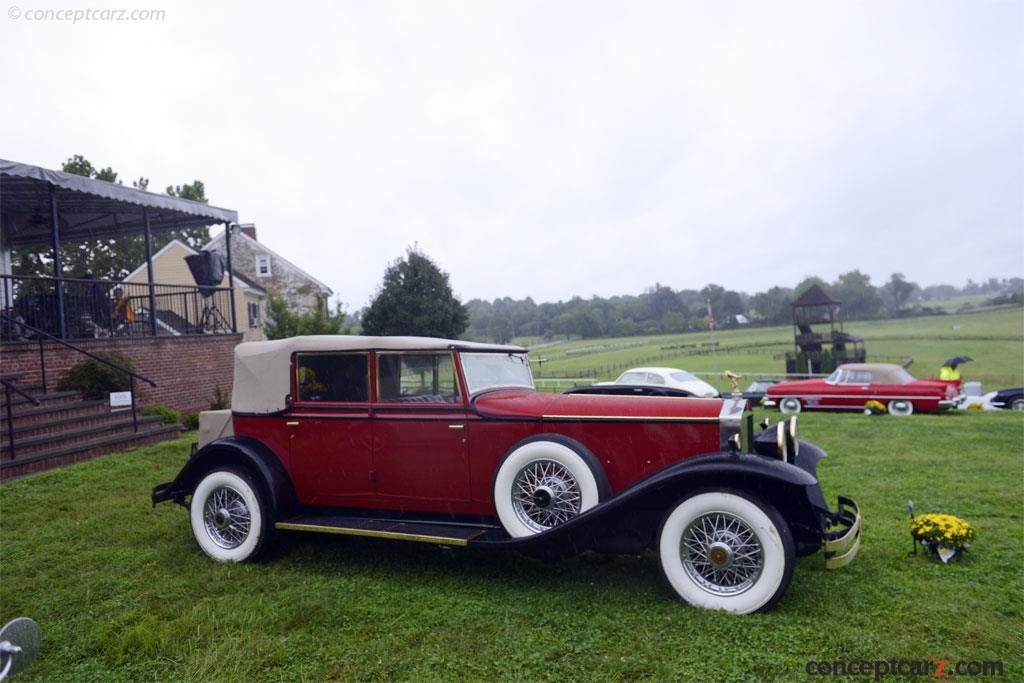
[{"left": 1, "top": 373, "right": 180, "bottom": 480}]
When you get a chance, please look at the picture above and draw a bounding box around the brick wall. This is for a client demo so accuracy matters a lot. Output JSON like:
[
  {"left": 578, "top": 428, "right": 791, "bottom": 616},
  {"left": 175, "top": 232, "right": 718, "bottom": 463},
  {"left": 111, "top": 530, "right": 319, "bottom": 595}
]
[{"left": 0, "top": 334, "right": 241, "bottom": 414}]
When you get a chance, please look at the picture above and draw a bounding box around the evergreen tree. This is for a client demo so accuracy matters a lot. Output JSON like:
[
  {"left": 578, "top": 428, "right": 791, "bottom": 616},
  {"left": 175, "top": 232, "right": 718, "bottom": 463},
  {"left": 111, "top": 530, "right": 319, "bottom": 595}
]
[{"left": 361, "top": 248, "right": 468, "bottom": 338}]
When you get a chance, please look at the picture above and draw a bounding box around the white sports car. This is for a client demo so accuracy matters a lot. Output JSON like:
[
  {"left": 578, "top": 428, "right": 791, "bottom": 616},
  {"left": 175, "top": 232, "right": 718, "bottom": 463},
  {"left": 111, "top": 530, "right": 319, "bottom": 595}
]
[{"left": 602, "top": 367, "right": 719, "bottom": 397}]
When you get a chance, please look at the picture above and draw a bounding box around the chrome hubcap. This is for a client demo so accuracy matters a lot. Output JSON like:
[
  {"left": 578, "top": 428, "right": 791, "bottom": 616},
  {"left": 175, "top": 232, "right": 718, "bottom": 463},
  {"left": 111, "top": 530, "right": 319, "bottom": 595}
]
[
  {"left": 203, "top": 486, "right": 251, "bottom": 549},
  {"left": 512, "top": 459, "right": 581, "bottom": 532},
  {"left": 681, "top": 512, "right": 763, "bottom": 596}
]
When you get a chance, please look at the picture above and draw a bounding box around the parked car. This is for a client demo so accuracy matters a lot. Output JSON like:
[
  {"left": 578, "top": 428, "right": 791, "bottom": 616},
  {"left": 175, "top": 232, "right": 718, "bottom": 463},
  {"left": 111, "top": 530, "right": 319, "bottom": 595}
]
[
  {"left": 598, "top": 367, "right": 719, "bottom": 397},
  {"left": 765, "top": 363, "right": 959, "bottom": 416},
  {"left": 990, "top": 387, "right": 1024, "bottom": 411},
  {"left": 722, "top": 379, "right": 781, "bottom": 403},
  {"left": 153, "top": 336, "right": 860, "bottom": 614}
]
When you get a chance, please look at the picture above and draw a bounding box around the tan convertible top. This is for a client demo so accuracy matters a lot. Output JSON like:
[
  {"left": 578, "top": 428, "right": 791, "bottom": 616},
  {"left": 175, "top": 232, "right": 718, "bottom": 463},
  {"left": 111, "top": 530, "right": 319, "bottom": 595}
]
[
  {"left": 232, "top": 335, "right": 526, "bottom": 414},
  {"left": 838, "top": 363, "right": 915, "bottom": 385}
]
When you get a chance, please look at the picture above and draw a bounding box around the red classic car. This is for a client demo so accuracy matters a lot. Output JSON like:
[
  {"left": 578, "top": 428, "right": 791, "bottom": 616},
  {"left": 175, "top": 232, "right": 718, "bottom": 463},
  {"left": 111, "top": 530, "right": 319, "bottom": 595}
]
[
  {"left": 153, "top": 336, "right": 860, "bottom": 614},
  {"left": 765, "top": 363, "right": 959, "bottom": 416}
]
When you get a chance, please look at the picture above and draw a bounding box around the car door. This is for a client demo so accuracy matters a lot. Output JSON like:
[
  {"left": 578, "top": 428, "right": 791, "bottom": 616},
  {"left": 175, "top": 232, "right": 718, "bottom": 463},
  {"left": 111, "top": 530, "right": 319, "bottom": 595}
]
[
  {"left": 286, "top": 351, "right": 374, "bottom": 506},
  {"left": 832, "top": 370, "right": 872, "bottom": 409},
  {"left": 372, "top": 351, "right": 471, "bottom": 505}
]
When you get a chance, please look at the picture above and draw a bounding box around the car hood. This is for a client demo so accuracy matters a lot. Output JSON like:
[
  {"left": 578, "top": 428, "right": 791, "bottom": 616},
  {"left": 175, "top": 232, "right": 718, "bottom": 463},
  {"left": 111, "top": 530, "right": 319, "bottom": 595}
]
[
  {"left": 473, "top": 389, "right": 724, "bottom": 420},
  {"left": 766, "top": 379, "right": 825, "bottom": 394}
]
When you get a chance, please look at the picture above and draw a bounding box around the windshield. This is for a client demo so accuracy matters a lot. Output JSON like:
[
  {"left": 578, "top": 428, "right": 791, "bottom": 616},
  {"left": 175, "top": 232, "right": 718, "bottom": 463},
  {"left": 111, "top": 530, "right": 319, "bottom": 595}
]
[{"left": 460, "top": 352, "right": 535, "bottom": 395}]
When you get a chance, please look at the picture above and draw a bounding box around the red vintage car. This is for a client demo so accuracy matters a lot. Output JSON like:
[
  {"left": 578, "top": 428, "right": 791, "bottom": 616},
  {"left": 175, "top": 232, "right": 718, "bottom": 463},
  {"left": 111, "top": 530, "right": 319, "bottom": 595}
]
[
  {"left": 765, "top": 363, "right": 959, "bottom": 416},
  {"left": 153, "top": 336, "right": 860, "bottom": 614}
]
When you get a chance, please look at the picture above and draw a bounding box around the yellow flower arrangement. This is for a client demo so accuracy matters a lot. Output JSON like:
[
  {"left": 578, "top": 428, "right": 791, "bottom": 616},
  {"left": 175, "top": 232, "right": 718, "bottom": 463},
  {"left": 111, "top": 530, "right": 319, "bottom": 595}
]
[
  {"left": 864, "top": 400, "right": 887, "bottom": 415},
  {"left": 910, "top": 513, "right": 975, "bottom": 561}
]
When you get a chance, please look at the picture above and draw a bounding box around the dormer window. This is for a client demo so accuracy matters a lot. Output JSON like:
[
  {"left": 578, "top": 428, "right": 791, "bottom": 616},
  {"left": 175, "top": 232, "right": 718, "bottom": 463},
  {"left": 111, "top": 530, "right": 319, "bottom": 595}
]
[{"left": 255, "top": 254, "right": 271, "bottom": 277}]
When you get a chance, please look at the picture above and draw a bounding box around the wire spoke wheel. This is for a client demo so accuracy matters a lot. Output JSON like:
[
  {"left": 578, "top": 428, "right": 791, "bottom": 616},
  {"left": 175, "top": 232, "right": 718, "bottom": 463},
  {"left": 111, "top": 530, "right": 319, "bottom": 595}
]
[
  {"left": 681, "top": 511, "right": 763, "bottom": 596},
  {"left": 511, "top": 459, "right": 582, "bottom": 533},
  {"left": 202, "top": 485, "right": 252, "bottom": 549}
]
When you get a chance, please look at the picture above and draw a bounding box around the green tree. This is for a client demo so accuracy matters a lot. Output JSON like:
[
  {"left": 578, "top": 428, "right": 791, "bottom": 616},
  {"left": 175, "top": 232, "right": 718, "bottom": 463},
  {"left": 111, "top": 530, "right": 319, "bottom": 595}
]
[
  {"left": 883, "top": 273, "right": 918, "bottom": 315},
  {"left": 264, "top": 294, "right": 347, "bottom": 339},
  {"left": 361, "top": 248, "right": 469, "bottom": 338},
  {"left": 831, "top": 270, "right": 882, "bottom": 320}
]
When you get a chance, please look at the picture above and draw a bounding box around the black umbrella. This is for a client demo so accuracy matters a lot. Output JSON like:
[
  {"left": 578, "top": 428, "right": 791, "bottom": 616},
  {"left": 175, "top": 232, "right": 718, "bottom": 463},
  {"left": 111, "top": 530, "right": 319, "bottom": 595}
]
[{"left": 943, "top": 355, "right": 973, "bottom": 367}]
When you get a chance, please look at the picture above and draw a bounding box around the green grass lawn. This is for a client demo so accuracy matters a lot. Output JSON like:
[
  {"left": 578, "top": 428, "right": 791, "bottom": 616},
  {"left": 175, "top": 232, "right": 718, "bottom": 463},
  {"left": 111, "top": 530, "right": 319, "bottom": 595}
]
[
  {"left": 2, "top": 409, "right": 1022, "bottom": 682},
  {"left": 531, "top": 308, "right": 1024, "bottom": 391}
]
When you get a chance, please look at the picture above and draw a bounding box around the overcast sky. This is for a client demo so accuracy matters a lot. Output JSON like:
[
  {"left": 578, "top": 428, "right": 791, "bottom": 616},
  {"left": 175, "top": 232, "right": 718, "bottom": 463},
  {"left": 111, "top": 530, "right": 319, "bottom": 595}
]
[{"left": 2, "top": 1, "right": 1021, "bottom": 310}]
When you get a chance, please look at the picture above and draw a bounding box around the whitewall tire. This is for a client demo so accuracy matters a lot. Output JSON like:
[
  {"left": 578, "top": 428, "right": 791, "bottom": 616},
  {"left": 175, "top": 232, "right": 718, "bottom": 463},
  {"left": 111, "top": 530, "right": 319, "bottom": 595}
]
[
  {"left": 1010, "top": 398, "right": 1024, "bottom": 411},
  {"left": 779, "top": 397, "right": 802, "bottom": 415},
  {"left": 190, "top": 468, "right": 268, "bottom": 562},
  {"left": 493, "top": 440, "right": 602, "bottom": 538},
  {"left": 658, "top": 490, "right": 794, "bottom": 614},
  {"left": 887, "top": 400, "right": 914, "bottom": 417}
]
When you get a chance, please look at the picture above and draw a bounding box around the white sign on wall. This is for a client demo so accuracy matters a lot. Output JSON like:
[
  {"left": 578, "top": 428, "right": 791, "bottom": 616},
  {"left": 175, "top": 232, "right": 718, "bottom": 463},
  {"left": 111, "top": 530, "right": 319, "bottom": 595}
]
[{"left": 109, "top": 391, "right": 132, "bottom": 409}]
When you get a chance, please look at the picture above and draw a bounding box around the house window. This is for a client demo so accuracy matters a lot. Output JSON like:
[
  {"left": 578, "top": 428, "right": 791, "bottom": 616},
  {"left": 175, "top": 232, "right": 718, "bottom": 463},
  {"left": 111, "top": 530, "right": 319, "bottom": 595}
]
[
  {"left": 255, "top": 255, "right": 271, "bottom": 277},
  {"left": 247, "top": 301, "right": 261, "bottom": 329}
]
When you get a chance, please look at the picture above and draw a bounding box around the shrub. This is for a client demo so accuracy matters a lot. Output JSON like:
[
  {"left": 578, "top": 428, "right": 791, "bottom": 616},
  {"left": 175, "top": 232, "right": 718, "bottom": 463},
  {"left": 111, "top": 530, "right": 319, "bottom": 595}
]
[
  {"left": 142, "top": 405, "right": 181, "bottom": 426},
  {"left": 182, "top": 411, "right": 200, "bottom": 431},
  {"left": 210, "top": 385, "right": 229, "bottom": 411},
  {"left": 57, "top": 352, "right": 136, "bottom": 400}
]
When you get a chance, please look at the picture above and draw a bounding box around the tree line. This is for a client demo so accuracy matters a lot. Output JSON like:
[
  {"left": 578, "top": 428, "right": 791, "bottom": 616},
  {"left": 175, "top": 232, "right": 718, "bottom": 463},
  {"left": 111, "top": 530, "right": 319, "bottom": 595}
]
[{"left": 465, "top": 273, "right": 1024, "bottom": 343}]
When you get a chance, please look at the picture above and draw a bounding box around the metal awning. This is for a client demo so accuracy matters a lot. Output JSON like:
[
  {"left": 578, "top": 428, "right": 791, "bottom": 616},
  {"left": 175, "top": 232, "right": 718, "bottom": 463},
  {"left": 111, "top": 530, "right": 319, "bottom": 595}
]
[{"left": 1, "top": 159, "right": 238, "bottom": 247}]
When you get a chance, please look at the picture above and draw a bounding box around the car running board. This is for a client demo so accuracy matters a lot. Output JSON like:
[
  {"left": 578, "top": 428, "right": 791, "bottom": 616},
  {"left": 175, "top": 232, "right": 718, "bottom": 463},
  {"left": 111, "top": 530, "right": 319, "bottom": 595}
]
[{"left": 275, "top": 514, "right": 504, "bottom": 546}]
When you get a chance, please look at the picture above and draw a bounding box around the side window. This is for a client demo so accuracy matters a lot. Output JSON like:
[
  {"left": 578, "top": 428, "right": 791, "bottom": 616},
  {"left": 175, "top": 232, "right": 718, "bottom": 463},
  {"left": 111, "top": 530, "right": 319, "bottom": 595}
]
[
  {"left": 295, "top": 353, "right": 369, "bottom": 402},
  {"left": 378, "top": 353, "right": 460, "bottom": 403},
  {"left": 646, "top": 373, "right": 666, "bottom": 385},
  {"left": 850, "top": 371, "right": 872, "bottom": 384}
]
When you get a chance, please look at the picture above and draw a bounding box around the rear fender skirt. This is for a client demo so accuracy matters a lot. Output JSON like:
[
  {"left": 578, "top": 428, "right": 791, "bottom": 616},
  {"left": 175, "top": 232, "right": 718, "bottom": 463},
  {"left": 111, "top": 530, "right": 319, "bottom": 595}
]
[
  {"left": 152, "top": 436, "right": 297, "bottom": 520},
  {"left": 477, "top": 450, "right": 825, "bottom": 557}
]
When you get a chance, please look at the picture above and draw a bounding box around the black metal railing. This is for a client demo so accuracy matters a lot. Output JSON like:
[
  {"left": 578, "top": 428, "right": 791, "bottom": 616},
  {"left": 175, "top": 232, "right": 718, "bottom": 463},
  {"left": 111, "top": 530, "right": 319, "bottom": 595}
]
[
  {"left": 0, "top": 312, "right": 157, "bottom": 460},
  {"left": 1, "top": 274, "right": 235, "bottom": 341},
  {"left": 1, "top": 378, "right": 41, "bottom": 460}
]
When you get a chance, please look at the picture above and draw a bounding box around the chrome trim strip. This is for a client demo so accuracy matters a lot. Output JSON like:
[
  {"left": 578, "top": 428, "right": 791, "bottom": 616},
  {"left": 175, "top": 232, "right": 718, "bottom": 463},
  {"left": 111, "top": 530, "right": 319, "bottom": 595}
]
[
  {"left": 718, "top": 397, "right": 745, "bottom": 450},
  {"left": 275, "top": 522, "right": 470, "bottom": 546},
  {"left": 770, "top": 393, "right": 932, "bottom": 401},
  {"left": 541, "top": 415, "right": 718, "bottom": 423}
]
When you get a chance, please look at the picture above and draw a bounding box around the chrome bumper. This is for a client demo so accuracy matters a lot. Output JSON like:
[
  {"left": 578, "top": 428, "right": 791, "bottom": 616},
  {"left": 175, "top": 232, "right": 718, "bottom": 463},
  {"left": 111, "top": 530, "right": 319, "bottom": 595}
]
[{"left": 823, "top": 496, "right": 861, "bottom": 569}]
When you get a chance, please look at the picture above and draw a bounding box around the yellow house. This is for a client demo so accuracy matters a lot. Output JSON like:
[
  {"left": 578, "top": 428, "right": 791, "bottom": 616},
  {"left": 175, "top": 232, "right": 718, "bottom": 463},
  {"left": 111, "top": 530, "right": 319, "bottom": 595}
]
[{"left": 123, "top": 239, "right": 267, "bottom": 341}]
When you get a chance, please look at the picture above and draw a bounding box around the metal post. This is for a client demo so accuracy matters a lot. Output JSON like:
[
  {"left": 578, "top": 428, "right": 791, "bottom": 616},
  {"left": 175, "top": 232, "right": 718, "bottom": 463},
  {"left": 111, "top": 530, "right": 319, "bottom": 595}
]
[
  {"left": 130, "top": 375, "right": 138, "bottom": 432},
  {"left": 48, "top": 183, "right": 67, "bottom": 339},
  {"left": 37, "top": 337, "right": 47, "bottom": 393},
  {"left": 4, "top": 384, "right": 15, "bottom": 459},
  {"left": 143, "top": 208, "right": 158, "bottom": 336},
  {"left": 224, "top": 222, "right": 237, "bottom": 332}
]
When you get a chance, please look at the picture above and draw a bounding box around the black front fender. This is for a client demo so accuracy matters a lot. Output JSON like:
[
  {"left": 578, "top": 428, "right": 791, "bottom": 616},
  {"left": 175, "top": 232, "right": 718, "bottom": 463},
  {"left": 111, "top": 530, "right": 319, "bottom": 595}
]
[
  {"left": 151, "top": 436, "right": 297, "bottom": 520},
  {"left": 480, "top": 446, "right": 829, "bottom": 558}
]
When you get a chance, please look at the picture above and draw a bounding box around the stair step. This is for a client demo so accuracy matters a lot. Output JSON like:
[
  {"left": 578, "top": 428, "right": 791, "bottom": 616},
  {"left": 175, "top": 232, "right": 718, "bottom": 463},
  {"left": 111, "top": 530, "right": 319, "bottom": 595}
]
[
  {"left": 0, "top": 415, "right": 166, "bottom": 457},
  {"left": 0, "top": 424, "right": 181, "bottom": 475},
  {"left": 2, "top": 390, "right": 80, "bottom": 411},
  {"left": 1, "top": 399, "right": 109, "bottom": 426},
  {"left": 2, "top": 408, "right": 144, "bottom": 439},
  {"left": 276, "top": 514, "right": 500, "bottom": 547}
]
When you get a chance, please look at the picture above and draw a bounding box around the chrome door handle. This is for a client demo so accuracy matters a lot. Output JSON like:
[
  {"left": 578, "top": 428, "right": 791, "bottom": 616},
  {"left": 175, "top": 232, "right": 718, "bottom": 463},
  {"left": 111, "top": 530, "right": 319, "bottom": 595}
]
[
  {"left": 448, "top": 424, "right": 464, "bottom": 430},
  {"left": 286, "top": 421, "right": 300, "bottom": 427}
]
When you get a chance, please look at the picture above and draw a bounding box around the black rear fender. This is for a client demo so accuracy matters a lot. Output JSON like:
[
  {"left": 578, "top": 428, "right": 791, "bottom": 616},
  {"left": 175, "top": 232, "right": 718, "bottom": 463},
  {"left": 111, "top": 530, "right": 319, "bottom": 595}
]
[{"left": 152, "top": 437, "right": 297, "bottom": 520}]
